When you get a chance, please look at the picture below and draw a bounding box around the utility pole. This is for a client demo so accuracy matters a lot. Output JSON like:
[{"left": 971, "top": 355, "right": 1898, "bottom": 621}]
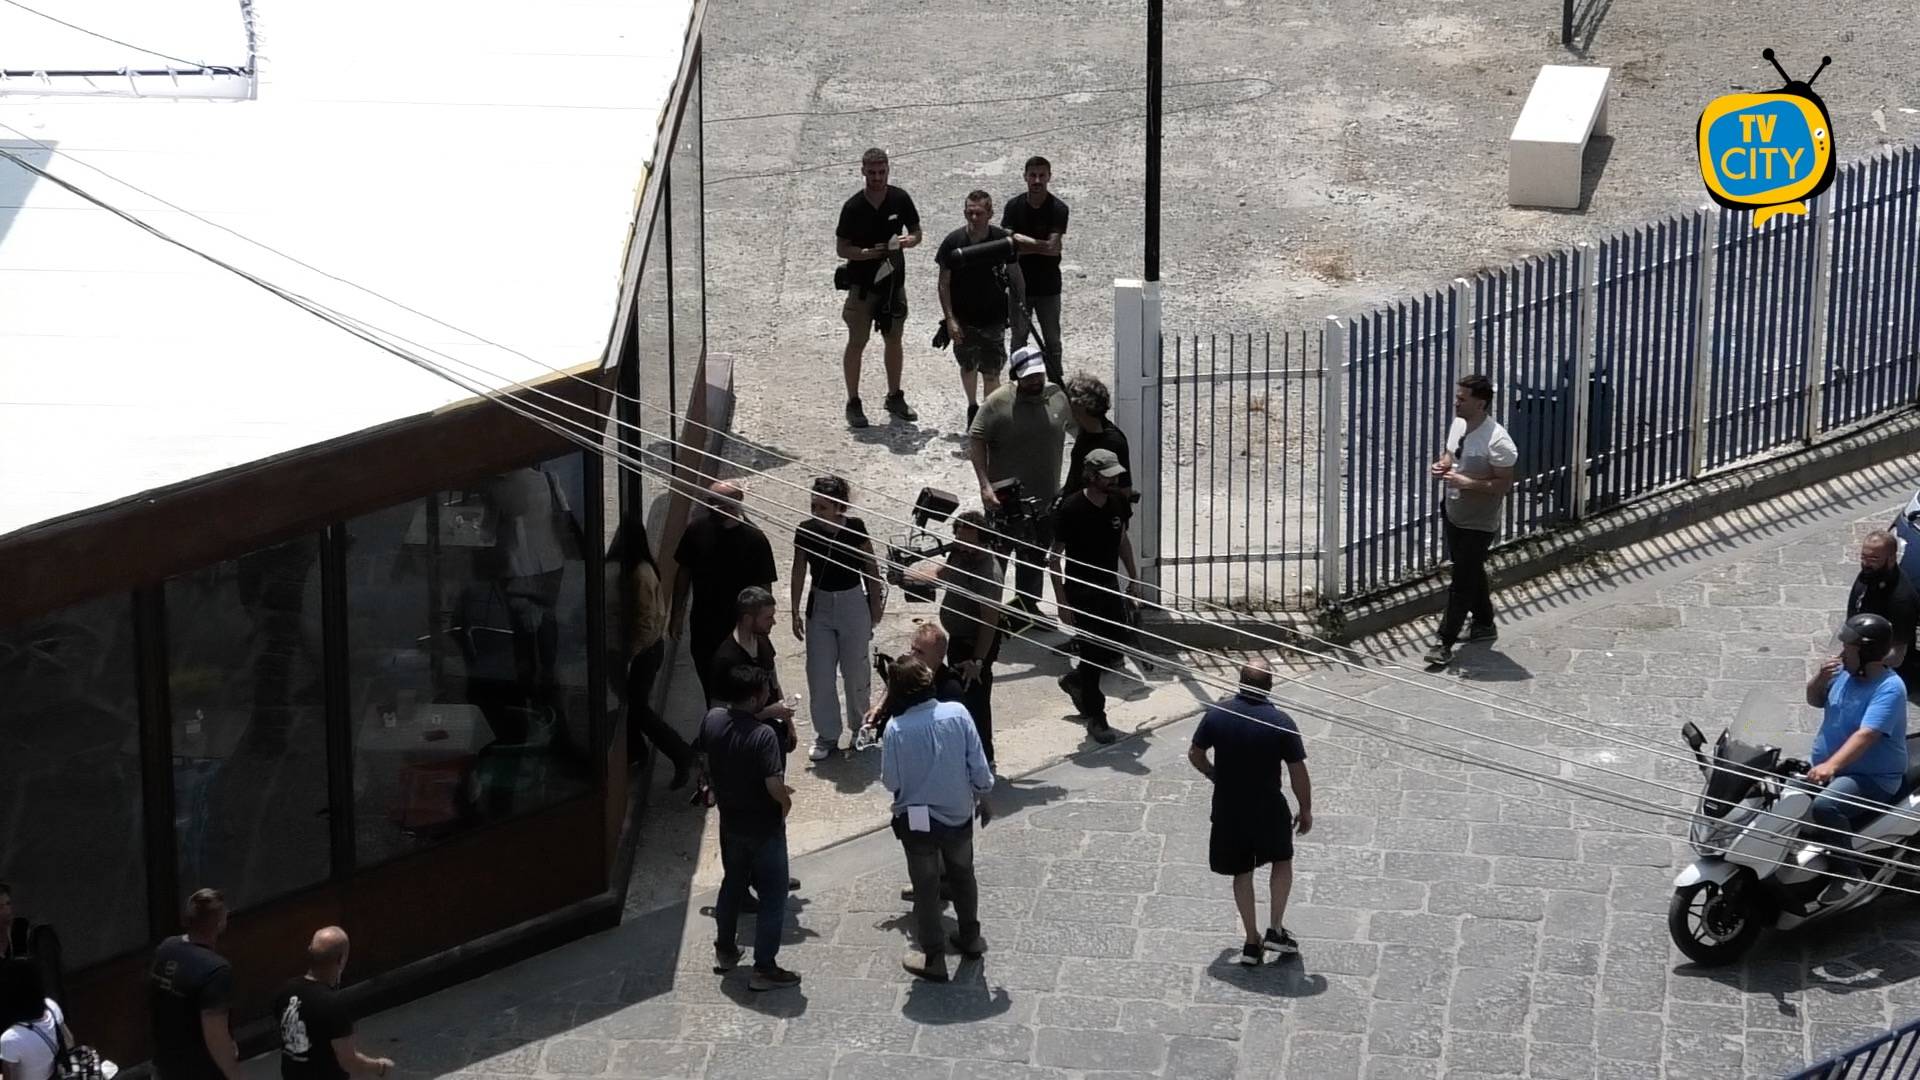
[{"left": 1145, "top": 0, "right": 1162, "bottom": 282}]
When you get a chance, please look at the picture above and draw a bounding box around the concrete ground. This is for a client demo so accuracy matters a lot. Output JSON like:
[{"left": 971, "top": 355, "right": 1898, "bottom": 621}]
[{"left": 270, "top": 450, "right": 1920, "bottom": 1078}]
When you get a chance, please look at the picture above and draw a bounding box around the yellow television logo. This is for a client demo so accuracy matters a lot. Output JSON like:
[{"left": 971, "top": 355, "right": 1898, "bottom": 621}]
[{"left": 1697, "top": 50, "right": 1836, "bottom": 228}]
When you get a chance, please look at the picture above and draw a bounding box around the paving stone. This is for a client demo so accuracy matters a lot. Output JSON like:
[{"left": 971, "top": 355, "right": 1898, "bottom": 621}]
[
  {"left": 1162, "top": 1035, "right": 1240, "bottom": 1079},
  {"left": 1593, "top": 1010, "right": 1663, "bottom": 1062},
  {"left": 1384, "top": 851, "right": 1491, "bottom": 883},
  {"left": 914, "top": 1022, "right": 1034, "bottom": 1063},
  {"left": 1363, "top": 1057, "right": 1441, "bottom": 1080},
  {"left": 1056, "top": 958, "right": 1195, "bottom": 1001},
  {"left": 1742, "top": 1028, "right": 1811, "bottom": 1077},
  {"left": 1084, "top": 831, "right": 1165, "bottom": 863},
  {"left": 1042, "top": 859, "right": 1159, "bottom": 892},
  {"left": 1366, "top": 1002, "right": 1446, "bottom": 1058},
  {"left": 1402, "top": 791, "right": 1502, "bottom": 822},
  {"left": 1527, "top": 1042, "right": 1600, "bottom": 1080},
  {"left": 1365, "top": 912, "right": 1460, "bottom": 949},
  {"left": 1374, "top": 818, "right": 1471, "bottom": 852},
  {"left": 948, "top": 1065, "right": 1066, "bottom": 1080},
  {"left": 1286, "top": 973, "right": 1374, "bottom": 1034},
  {"left": 1663, "top": 1029, "right": 1745, "bottom": 1076},
  {"left": 1431, "top": 883, "right": 1546, "bottom": 922},
  {"left": 1304, "top": 940, "right": 1382, "bottom": 977},
  {"left": 703, "top": 1045, "right": 836, "bottom": 1080},
  {"left": 1458, "top": 916, "right": 1541, "bottom": 969},
  {"left": 1449, "top": 969, "right": 1533, "bottom": 1033},
  {"left": 780, "top": 1012, "right": 919, "bottom": 1053},
  {"left": 1580, "top": 834, "right": 1677, "bottom": 866},
  {"left": 1533, "top": 972, "right": 1596, "bottom": 1007},
  {"left": 466, "top": 1038, "right": 542, "bottom": 1074},
  {"left": 1531, "top": 1004, "right": 1598, "bottom": 1045},
  {"left": 1012, "top": 920, "right": 1138, "bottom": 958},
  {"left": 1447, "top": 1030, "right": 1528, "bottom": 1074},
  {"left": 541, "top": 1039, "right": 611, "bottom": 1075},
  {"left": 1496, "top": 857, "right": 1613, "bottom": 894},
  {"left": 1599, "top": 961, "right": 1670, "bottom": 1011},
  {"left": 1286, "top": 1032, "right": 1365, "bottom": 1080},
  {"left": 1543, "top": 890, "right": 1610, "bottom": 938},
  {"left": 1312, "top": 875, "right": 1428, "bottom": 911},
  {"left": 1035, "top": 994, "right": 1120, "bottom": 1029},
  {"left": 1030, "top": 889, "right": 1139, "bottom": 924},
  {"left": 1119, "top": 1001, "right": 1245, "bottom": 1040},
  {"left": 1029, "top": 801, "right": 1147, "bottom": 833},
  {"left": 1153, "top": 862, "right": 1230, "bottom": 898},
  {"left": 831, "top": 1052, "right": 953, "bottom": 1080},
  {"left": 606, "top": 1040, "right": 708, "bottom": 1078},
  {"left": 1032, "top": 1027, "right": 1167, "bottom": 1072},
  {"left": 1666, "top": 999, "right": 1745, "bottom": 1032},
  {"left": 1373, "top": 945, "right": 1454, "bottom": 1004}
]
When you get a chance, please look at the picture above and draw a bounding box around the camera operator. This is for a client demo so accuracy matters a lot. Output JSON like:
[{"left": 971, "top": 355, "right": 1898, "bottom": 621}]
[
  {"left": 968, "top": 346, "right": 1074, "bottom": 634},
  {"left": 1049, "top": 449, "right": 1140, "bottom": 745},
  {"left": 936, "top": 191, "right": 1043, "bottom": 428},
  {"left": 835, "top": 148, "right": 922, "bottom": 429},
  {"left": 903, "top": 511, "right": 1006, "bottom": 768},
  {"left": 860, "top": 624, "right": 966, "bottom": 745},
  {"left": 1060, "top": 373, "right": 1132, "bottom": 502}
]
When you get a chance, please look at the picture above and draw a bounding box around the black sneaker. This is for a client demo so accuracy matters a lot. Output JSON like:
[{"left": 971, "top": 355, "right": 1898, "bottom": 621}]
[
  {"left": 1263, "top": 927, "right": 1300, "bottom": 956},
  {"left": 902, "top": 950, "right": 949, "bottom": 982},
  {"left": 1466, "top": 623, "right": 1498, "bottom": 643},
  {"left": 1235, "top": 943, "right": 1263, "bottom": 966},
  {"left": 749, "top": 964, "right": 802, "bottom": 991},
  {"left": 846, "top": 398, "right": 870, "bottom": 428},
  {"left": 713, "top": 943, "right": 743, "bottom": 973},
  {"left": 788, "top": 876, "right": 801, "bottom": 892},
  {"left": 885, "top": 390, "right": 918, "bottom": 421},
  {"left": 1422, "top": 642, "right": 1454, "bottom": 667},
  {"left": 1087, "top": 718, "right": 1119, "bottom": 745},
  {"left": 949, "top": 931, "right": 988, "bottom": 957},
  {"left": 1057, "top": 673, "right": 1086, "bottom": 716}
]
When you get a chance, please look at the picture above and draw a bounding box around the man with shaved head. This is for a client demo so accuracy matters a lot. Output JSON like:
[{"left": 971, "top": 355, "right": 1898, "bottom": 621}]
[
  {"left": 1188, "top": 657, "right": 1313, "bottom": 967},
  {"left": 673, "top": 480, "right": 779, "bottom": 703},
  {"left": 273, "top": 927, "right": 394, "bottom": 1080},
  {"left": 1846, "top": 530, "right": 1920, "bottom": 692}
]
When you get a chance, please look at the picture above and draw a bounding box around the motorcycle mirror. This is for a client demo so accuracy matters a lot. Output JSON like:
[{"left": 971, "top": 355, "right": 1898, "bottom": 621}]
[{"left": 1681, "top": 721, "right": 1706, "bottom": 751}]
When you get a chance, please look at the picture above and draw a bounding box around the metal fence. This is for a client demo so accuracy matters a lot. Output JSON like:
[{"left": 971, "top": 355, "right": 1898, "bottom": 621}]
[
  {"left": 1153, "top": 331, "right": 1324, "bottom": 611},
  {"left": 1786, "top": 1013, "right": 1920, "bottom": 1078}
]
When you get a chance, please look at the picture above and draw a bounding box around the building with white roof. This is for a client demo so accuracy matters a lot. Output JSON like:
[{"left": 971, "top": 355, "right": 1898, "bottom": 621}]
[{"left": 0, "top": 0, "right": 710, "bottom": 1058}]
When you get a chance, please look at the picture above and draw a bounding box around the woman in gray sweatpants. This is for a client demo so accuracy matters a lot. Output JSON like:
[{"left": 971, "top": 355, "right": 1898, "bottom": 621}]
[{"left": 791, "top": 476, "right": 885, "bottom": 762}]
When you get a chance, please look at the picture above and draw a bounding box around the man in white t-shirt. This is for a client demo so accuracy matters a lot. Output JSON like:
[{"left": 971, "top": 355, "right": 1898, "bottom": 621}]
[
  {"left": 1424, "top": 373, "right": 1518, "bottom": 667},
  {"left": 0, "top": 990, "right": 70, "bottom": 1080}
]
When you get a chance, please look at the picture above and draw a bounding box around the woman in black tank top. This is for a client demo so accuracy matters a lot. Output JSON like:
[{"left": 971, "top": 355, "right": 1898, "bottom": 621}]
[{"left": 790, "top": 477, "right": 885, "bottom": 760}]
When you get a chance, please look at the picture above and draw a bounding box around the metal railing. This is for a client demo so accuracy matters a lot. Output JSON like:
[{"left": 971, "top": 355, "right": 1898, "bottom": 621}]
[{"left": 1786, "top": 1014, "right": 1920, "bottom": 1078}]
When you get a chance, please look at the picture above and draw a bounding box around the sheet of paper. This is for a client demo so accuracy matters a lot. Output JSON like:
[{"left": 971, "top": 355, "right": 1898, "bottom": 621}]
[{"left": 907, "top": 805, "right": 931, "bottom": 832}]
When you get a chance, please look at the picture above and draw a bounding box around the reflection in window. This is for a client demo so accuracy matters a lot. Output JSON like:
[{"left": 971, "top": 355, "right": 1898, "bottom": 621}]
[
  {"left": 0, "top": 596, "right": 146, "bottom": 968},
  {"left": 636, "top": 195, "right": 675, "bottom": 449},
  {"left": 670, "top": 58, "right": 705, "bottom": 381},
  {"left": 344, "top": 456, "right": 593, "bottom": 866},
  {"left": 165, "top": 535, "right": 330, "bottom": 909}
]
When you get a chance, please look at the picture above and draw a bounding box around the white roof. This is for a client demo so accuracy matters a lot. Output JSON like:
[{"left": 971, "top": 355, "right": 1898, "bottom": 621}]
[{"left": 0, "top": 0, "right": 694, "bottom": 538}]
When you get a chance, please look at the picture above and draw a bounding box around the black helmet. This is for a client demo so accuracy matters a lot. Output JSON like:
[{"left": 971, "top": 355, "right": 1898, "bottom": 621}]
[{"left": 1839, "top": 612, "right": 1894, "bottom": 665}]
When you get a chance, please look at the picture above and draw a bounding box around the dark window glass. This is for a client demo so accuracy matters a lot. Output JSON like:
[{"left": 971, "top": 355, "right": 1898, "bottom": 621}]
[
  {"left": 344, "top": 456, "right": 593, "bottom": 867},
  {"left": 670, "top": 60, "right": 705, "bottom": 381},
  {"left": 165, "top": 534, "right": 330, "bottom": 908},
  {"left": 0, "top": 595, "right": 146, "bottom": 967}
]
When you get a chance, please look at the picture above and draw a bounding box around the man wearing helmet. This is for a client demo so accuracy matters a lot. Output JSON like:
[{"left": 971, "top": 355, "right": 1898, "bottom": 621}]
[{"left": 1803, "top": 612, "right": 1911, "bottom": 878}]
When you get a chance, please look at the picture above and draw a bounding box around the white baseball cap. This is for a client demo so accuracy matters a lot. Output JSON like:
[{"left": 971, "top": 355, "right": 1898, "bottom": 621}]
[{"left": 1009, "top": 346, "right": 1048, "bottom": 380}]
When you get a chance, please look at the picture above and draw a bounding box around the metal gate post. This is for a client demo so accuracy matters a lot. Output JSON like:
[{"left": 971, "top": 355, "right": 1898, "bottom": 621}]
[
  {"left": 1455, "top": 276, "right": 1476, "bottom": 374},
  {"left": 1112, "top": 278, "right": 1163, "bottom": 603},
  {"left": 1688, "top": 205, "right": 1720, "bottom": 479},
  {"left": 1802, "top": 193, "right": 1835, "bottom": 443},
  {"left": 1319, "top": 316, "right": 1346, "bottom": 606},
  {"left": 1569, "top": 242, "right": 1598, "bottom": 520}
]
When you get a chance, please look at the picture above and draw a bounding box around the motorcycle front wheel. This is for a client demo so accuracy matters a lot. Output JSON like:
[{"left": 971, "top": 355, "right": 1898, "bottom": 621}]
[{"left": 1668, "top": 877, "right": 1768, "bottom": 966}]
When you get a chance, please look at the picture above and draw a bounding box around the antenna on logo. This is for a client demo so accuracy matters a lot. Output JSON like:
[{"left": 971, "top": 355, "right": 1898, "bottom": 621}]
[{"left": 1762, "top": 48, "right": 1832, "bottom": 93}]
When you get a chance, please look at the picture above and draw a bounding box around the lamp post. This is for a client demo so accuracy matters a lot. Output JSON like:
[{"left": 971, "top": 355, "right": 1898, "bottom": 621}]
[{"left": 1145, "top": 0, "right": 1162, "bottom": 282}]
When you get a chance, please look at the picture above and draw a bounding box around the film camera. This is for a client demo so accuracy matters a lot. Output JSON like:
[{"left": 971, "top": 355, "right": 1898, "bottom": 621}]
[{"left": 884, "top": 486, "right": 962, "bottom": 603}]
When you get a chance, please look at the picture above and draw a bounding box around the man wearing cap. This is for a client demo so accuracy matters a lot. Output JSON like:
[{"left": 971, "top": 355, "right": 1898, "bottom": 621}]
[
  {"left": 968, "top": 348, "right": 1075, "bottom": 633},
  {"left": 1049, "top": 446, "right": 1139, "bottom": 743}
]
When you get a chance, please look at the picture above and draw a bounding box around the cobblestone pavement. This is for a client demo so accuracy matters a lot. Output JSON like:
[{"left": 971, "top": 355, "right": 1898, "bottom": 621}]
[{"left": 307, "top": 474, "right": 1920, "bottom": 1079}]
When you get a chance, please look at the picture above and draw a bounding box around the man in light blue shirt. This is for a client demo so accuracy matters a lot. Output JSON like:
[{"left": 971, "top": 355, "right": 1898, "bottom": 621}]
[
  {"left": 881, "top": 657, "right": 994, "bottom": 982},
  {"left": 1803, "top": 613, "right": 1910, "bottom": 884}
]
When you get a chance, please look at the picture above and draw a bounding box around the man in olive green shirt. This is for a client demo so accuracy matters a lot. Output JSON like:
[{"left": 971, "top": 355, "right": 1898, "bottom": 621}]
[{"left": 968, "top": 347, "right": 1073, "bottom": 627}]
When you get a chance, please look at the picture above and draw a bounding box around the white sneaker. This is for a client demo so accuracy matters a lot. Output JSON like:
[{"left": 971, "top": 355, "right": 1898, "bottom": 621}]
[{"left": 808, "top": 742, "right": 833, "bottom": 762}]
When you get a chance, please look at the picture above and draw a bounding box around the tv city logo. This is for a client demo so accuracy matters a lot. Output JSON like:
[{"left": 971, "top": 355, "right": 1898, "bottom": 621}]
[{"left": 1697, "top": 49, "right": 1836, "bottom": 228}]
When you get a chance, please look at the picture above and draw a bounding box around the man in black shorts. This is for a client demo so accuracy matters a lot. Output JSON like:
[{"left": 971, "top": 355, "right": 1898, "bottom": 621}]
[
  {"left": 1001, "top": 155, "right": 1070, "bottom": 386},
  {"left": 835, "top": 147, "right": 922, "bottom": 428},
  {"left": 1188, "top": 659, "right": 1313, "bottom": 966},
  {"left": 937, "top": 190, "right": 1045, "bottom": 428}
]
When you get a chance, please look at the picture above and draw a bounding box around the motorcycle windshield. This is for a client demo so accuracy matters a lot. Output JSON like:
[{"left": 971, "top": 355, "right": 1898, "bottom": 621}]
[{"left": 1702, "top": 688, "right": 1792, "bottom": 816}]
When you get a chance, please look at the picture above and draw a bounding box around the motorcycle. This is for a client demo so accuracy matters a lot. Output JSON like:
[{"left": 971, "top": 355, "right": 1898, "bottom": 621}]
[{"left": 1668, "top": 719, "right": 1920, "bottom": 965}]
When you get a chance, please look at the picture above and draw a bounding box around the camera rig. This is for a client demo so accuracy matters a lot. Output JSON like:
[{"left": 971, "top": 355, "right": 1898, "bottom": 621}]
[{"left": 884, "top": 486, "right": 961, "bottom": 602}]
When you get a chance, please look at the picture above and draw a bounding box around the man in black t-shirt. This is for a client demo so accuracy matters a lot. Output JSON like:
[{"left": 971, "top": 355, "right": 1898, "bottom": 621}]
[
  {"left": 673, "top": 481, "right": 778, "bottom": 705},
  {"left": 274, "top": 927, "right": 394, "bottom": 1080},
  {"left": 1846, "top": 531, "right": 1920, "bottom": 693},
  {"left": 1061, "top": 374, "right": 1133, "bottom": 501},
  {"left": 1002, "top": 155, "right": 1071, "bottom": 386},
  {"left": 694, "top": 665, "right": 802, "bottom": 991},
  {"left": 148, "top": 889, "right": 242, "bottom": 1080},
  {"left": 834, "top": 147, "right": 923, "bottom": 429},
  {"left": 1049, "top": 449, "right": 1140, "bottom": 744},
  {"left": 937, "top": 191, "right": 1046, "bottom": 427},
  {"left": 1188, "top": 660, "right": 1313, "bottom": 966}
]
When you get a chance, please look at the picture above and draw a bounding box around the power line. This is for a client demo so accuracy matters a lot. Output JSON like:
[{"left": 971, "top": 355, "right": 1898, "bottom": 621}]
[{"left": 0, "top": 0, "right": 243, "bottom": 74}]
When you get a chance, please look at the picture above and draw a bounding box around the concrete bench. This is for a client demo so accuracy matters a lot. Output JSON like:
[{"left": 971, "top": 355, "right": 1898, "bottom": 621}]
[{"left": 1508, "top": 65, "right": 1612, "bottom": 209}]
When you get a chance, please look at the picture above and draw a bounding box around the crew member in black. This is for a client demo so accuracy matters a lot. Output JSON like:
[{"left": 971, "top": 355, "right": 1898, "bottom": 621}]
[
  {"left": 673, "top": 481, "right": 778, "bottom": 705},
  {"left": 901, "top": 512, "right": 1006, "bottom": 766},
  {"left": 861, "top": 622, "right": 968, "bottom": 741},
  {"left": 1061, "top": 373, "right": 1132, "bottom": 501},
  {"left": 1050, "top": 449, "right": 1140, "bottom": 744},
  {"left": 1001, "top": 155, "right": 1070, "bottom": 386},
  {"left": 708, "top": 586, "right": 801, "bottom": 907},
  {"left": 1846, "top": 530, "right": 1920, "bottom": 693},
  {"left": 148, "top": 889, "right": 242, "bottom": 1080},
  {"left": 835, "top": 147, "right": 922, "bottom": 428},
  {"left": 937, "top": 191, "right": 1044, "bottom": 427},
  {"left": 273, "top": 927, "right": 394, "bottom": 1080}
]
